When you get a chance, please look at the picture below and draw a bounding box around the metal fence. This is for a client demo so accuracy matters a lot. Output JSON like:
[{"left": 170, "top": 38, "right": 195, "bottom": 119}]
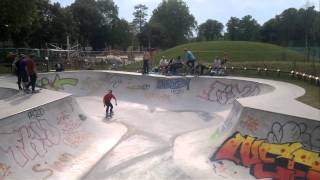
[{"left": 0, "top": 48, "right": 144, "bottom": 72}]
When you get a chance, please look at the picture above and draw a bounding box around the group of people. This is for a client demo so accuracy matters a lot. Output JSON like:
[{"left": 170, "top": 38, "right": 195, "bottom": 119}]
[
  {"left": 159, "top": 56, "right": 184, "bottom": 75},
  {"left": 156, "top": 49, "right": 229, "bottom": 76},
  {"left": 209, "top": 55, "right": 228, "bottom": 75},
  {"left": 11, "top": 53, "right": 38, "bottom": 93}
]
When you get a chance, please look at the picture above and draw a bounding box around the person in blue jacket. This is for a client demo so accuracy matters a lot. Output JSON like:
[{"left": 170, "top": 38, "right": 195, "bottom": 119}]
[{"left": 184, "top": 49, "right": 196, "bottom": 74}]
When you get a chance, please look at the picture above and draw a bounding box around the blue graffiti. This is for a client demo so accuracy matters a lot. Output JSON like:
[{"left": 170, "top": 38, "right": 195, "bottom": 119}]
[{"left": 156, "top": 78, "right": 191, "bottom": 90}]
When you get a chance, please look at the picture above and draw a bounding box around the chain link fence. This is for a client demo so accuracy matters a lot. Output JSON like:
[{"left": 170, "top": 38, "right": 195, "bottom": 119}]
[{"left": 0, "top": 48, "right": 144, "bottom": 73}]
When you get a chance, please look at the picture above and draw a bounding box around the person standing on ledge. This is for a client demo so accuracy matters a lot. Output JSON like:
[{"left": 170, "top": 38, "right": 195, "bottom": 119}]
[
  {"left": 142, "top": 49, "right": 151, "bottom": 74},
  {"left": 184, "top": 49, "right": 196, "bottom": 74},
  {"left": 103, "top": 90, "right": 117, "bottom": 116},
  {"left": 26, "top": 54, "right": 38, "bottom": 93}
]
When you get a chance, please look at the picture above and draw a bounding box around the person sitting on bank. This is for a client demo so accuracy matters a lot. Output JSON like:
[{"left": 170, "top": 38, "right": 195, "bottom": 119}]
[
  {"left": 170, "top": 56, "right": 183, "bottom": 75},
  {"left": 159, "top": 56, "right": 168, "bottom": 75}
]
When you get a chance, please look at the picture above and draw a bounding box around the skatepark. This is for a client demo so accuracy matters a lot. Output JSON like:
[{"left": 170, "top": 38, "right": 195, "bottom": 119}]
[{"left": 0, "top": 71, "right": 319, "bottom": 180}]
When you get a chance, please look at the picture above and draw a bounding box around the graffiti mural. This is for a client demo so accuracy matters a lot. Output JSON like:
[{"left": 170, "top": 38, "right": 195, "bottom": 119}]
[
  {"left": 106, "top": 75, "right": 122, "bottom": 89},
  {"left": 127, "top": 84, "right": 150, "bottom": 90},
  {"left": 240, "top": 115, "right": 259, "bottom": 133},
  {"left": 0, "top": 163, "right": 12, "bottom": 180},
  {"left": 157, "top": 78, "right": 191, "bottom": 94},
  {"left": 267, "top": 122, "right": 320, "bottom": 152},
  {"left": 57, "top": 111, "right": 92, "bottom": 147},
  {"left": 211, "top": 132, "right": 320, "bottom": 180},
  {"left": 0, "top": 109, "right": 61, "bottom": 167},
  {"left": 198, "top": 80, "right": 260, "bottom": 105},
  {"left": 37, "top": 74, "right": 78, "bottom": 90}
]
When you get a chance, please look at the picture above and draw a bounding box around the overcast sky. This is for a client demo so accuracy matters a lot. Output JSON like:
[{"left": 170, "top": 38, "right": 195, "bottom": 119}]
[{"left": 52, "top": 0, "right": 319, "bottom": 25}]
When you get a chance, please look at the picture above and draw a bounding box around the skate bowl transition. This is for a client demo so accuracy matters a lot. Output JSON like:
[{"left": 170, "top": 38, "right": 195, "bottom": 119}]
[{"left": 0, "top": 70, "right": 319, "bottom": 180}]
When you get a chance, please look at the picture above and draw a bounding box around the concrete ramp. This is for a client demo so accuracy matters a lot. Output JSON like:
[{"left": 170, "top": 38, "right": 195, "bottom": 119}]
[
  {"left": 0, "top": 89, "right": 126, "bottom": 179},
  {"left": 0, "top": 71, "right": 319, "bottom": 180}
]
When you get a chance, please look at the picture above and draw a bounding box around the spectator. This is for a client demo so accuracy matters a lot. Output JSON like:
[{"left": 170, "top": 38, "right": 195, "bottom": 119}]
[
  {"left": 159, "top": 56, "right": 168, "bottom": 74},
  {"left": 142, "top": 50, "right": 151, "bottom": 74},
  {"left": 12, "top": 53, "right": 22, "bottom": 90},
  {"left": 212, "top": 56, "right": 221, "bottom": 71},
  {"left": 55, "top": 63, "right": 64, "bottom": 72},
  {"left": 170, "top": 56, "right": 183, "bottom": 75},
  {"left": 26, "top": 54, "right": 37, "bottom": 93},
  {"left": 19, "top": 54, "right": 29, "bottom": 91}
]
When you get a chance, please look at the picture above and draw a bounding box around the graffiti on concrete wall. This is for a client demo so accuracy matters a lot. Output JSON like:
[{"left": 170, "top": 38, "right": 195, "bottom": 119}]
[
  {"left": 56, "top": 111, "right": 93, "bottom": 148},
  {"left": 198, "top": 81, "right": 260, "bottom": 105},
  {"left": 32, "top": 163, "right": 54, "bottom": 180},
  {"left": 37, "top": 74, "right": 78, "bottom": 90},
  {"left": 0, "top": 108, "right": 61, "bottom": 167},
  {"left": 267, "top": 122, "right": 320, "bottom": 152},
  {"left": 127, "top": 84, "right": 150, "bottom": 90},
  {"left": 0, "top": 163, "right": 12, "bottom": 180},
  {"left": 107, "top": 75, "right": 123, "bottom": 89},
  {"left": 157, "top": 78, "right": 191, "bottom": 94},
  {"left": 211, "top": 132, "right": 320, "bottom": 180},
  {"left": 240, "top": 115, "right": 259, "bottom": 133}
]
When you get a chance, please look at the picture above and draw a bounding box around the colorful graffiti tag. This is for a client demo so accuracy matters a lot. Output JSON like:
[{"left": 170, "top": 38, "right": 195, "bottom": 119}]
[
  {"left": 198, "top": 80, "right": 260, "bottom": 105},
  {"left": 157, "top": 78, "right": 191, "bottom": 94},
  {"left": 267, "top": 122, "right": 320, "bottom": 152},
  {"left": 157, "top": 78, "right": 191, "bottom": 90},
  {"left": 211, "top": 132, "right": 320, "bottom": 180},
  {"left": 240, "top": 115, "right": 259, "bottom": 133},
  {"left": 37, "top": 74, "right": 78, "bottom": 90}
]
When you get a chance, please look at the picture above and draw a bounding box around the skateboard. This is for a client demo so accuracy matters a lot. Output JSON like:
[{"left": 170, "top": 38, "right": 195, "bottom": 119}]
[
  {"left": 24, "top": 89, "right": 42, "bottom": 94},
  {"left": 105, "top": 112, "right": 114, "bottom": 119}
]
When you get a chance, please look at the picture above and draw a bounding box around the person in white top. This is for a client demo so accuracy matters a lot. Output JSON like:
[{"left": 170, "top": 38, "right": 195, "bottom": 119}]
[{"left": 159, "top": 56, "right": 168, "bottom": 74}]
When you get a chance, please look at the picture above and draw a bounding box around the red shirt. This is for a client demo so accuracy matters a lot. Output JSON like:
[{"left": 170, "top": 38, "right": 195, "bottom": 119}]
[
  {"left": 103, "top": 93, "right": 116, "bottom": 103},
  {"left": 26, "top": 59, "right": 36, "bottom": 75}
]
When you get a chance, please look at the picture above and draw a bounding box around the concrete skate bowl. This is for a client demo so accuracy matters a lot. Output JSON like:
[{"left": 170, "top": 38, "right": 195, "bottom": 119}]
[
  {"left": 0, "top": 87, "right": 19, "bottom": 100},
  {"left": 0, "top": 70, "right": 318, "bottom": 180},
  {"left": 35, "top": 71, "right": 319, "bottom": 180},
  {"left": 36, "top": 71, "right": 274, "bottom": 111}
]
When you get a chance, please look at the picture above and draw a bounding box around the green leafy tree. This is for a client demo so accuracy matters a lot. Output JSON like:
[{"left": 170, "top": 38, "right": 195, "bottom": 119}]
[
  {"left": 226, "top": 17, "right": 241, "bottom": 40},
  {"left": 198, "top": 19, "right": 224, "bottom": 41},
  {"left": 0, "top": 0, "right": 38, "bottom": 46},
  {"left": 148, "top": 0, "right": 197, "bottom": 48},
  {"left": 71, "top": 0, "right": 118, "bottom": 50},
  {"left": 132, "top": 4, "right": 148, "bottom": 34},
  {"left": 239, "top": 15, "right": 261, "bottom": 41}
]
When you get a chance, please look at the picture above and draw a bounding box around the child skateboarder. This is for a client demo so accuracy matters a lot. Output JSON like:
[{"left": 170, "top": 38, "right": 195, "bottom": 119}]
[{"left": 103, "top": 90, "right": 117, "bottom": 116}]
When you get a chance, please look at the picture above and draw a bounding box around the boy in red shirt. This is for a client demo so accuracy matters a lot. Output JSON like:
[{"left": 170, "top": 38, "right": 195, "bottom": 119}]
[{"left": 103, "top": 90, "right": 117, "bottom": 115}]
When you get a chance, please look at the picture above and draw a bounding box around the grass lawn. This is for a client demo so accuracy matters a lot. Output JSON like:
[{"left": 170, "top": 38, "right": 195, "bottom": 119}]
[{"left": 155, "top": 41, "right": 310, "bottom": 62}]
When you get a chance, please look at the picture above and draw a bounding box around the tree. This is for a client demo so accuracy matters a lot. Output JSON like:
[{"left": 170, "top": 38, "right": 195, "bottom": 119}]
[
  {"left": 226, "top": 16, "right": 261, "bottom": 41},
  {"left": 148, "top": 0, "right": 197, "bottom": 48},
  {"left": 226, "top": 17, "right": 241, "bottom": 40},
  {"left": 198, "top": 19, "right": 224, "bottom": 41},
  {"left": 132, "top": 4, "right": 148, "bottom": 34},
  {"left": 238, "top": 15, "right": 261, "bottom": 41},
  {"left": 110, "top": 19, "right": 132, "bottom": 50},
  {"left": 71, "top": 0, "right": 118, "bottom": 50},
  {"left": 0, "top": 0, "right": 38, "bottom": 46}
]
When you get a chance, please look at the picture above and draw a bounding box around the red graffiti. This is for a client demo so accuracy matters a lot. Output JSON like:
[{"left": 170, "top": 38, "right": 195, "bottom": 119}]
[
  {"left": 0, "top": 119, "right": 60, "bottom": 167},
  {"left": 211, "top": 132, "right": 320, "bottom": 180}
]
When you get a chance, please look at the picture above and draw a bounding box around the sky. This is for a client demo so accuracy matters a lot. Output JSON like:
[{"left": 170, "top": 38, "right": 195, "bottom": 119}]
[{"left": 52, "top": 0, "right": 319, "bottom": 25}]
